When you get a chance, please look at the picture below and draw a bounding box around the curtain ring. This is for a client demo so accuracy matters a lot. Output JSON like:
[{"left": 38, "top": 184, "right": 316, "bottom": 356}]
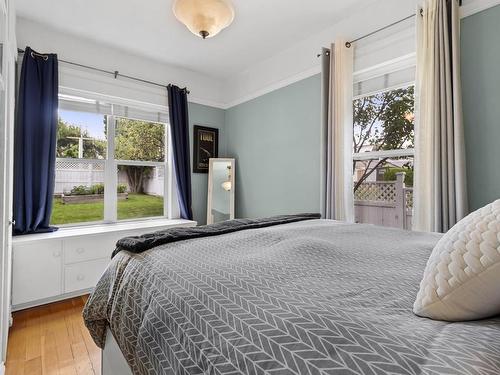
[{"left": 30, "top": 51, "right": 49, "bottom": 61}]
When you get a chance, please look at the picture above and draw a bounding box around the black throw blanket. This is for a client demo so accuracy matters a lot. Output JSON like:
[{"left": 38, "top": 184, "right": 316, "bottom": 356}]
[{"left": 112, "top": 213, "right": 321, "bottom": 258}]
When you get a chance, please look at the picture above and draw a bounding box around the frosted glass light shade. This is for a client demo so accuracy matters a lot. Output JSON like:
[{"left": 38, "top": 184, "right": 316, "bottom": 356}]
[{"left": 173, "top": 0, "right": 235, "bottom": 39}]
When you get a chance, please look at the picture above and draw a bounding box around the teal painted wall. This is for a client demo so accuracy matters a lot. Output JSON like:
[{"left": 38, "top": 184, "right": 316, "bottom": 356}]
[
  {"left": 189, "top": 5, "right": 499, "bottom": 222},
  {"left": 461, "top": 5, "right": 500, "bottom": 210},
  {"left": 188, "top": 102, "right": 226, "bottom": 225},
  {"left": 225, "top": 75, "right": 322, "bottom": 218}
]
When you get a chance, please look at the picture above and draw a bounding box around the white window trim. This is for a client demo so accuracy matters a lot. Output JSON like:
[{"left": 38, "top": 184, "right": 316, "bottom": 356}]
[
  {"left": 103, "top": 114, "right": 117, "bottom": 222},
  {"left": 166, "top": 129, "right": 179, "bottom": 219},
  {"left": 353, "top": 148, "right": 415, "bottom": 161},
  {"left": 114, "top": 160, "right": 164, "bottom": 167},
  {"left": 353, "top": 80, "right": 415, "bottom": 101},
  {"left": 59, "top": 86, "right": 169, "bottom": 115},
  {"left": 58, "top": 91, "right": 178, "bottom": 227},
  {"left": 353, "top": 53, "right": 416, "bottom": 85},
  {"left": 164, "top": 121, "right": 171, "bottom": 218},
  {"left": 12, "top": 218, "right": 196, "bottom": 244},
  {"left": 353, "top": 81, "right": 416, "bottom": 101},
  {"left": 0, "top": 41, "right": 7, "bottom": 91}
]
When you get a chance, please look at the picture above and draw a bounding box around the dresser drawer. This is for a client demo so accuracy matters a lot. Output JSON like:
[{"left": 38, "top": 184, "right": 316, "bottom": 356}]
[
  {"left": 63, "top": 235, "right": 120, "bottom": 264},
  {"left": 64, "top": 258, "right": 110, "bottom": 293}
]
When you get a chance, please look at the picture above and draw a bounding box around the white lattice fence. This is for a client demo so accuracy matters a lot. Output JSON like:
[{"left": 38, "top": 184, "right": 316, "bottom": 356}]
[
  {"left": 354, "top": 182, "right": 397, "bottom": 202},
  {"left": 55, "top": 159, "right": 105, "bottom": 194},
  {"left": 355, "top": 174, "right": 413, "bottom": 230},
  {"left": 54, "top": 158, "right": 164, "bottom": 196}
]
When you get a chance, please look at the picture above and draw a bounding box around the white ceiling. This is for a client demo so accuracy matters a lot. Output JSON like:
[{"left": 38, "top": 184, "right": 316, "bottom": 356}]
[{"left": 15, "top": 0, "right": 375, "bottom": 78}]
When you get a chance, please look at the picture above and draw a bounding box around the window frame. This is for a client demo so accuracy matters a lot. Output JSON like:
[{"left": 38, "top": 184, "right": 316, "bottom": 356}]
[{"left": 56, "top": 91, "right": 174, "bottom": 227}]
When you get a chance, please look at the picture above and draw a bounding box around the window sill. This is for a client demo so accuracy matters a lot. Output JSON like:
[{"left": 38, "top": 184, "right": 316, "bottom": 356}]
[{"left": 12, "top": 218, "right": 197, "bottom": 244}]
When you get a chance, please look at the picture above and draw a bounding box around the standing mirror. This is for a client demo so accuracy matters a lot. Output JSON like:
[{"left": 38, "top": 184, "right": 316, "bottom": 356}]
[{"left": 207, "top": 158, "right": 235, "bottom": 224}]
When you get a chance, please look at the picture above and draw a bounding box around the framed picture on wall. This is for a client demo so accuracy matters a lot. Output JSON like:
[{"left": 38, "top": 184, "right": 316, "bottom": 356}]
[{"left": 193, "top": 125, "right": 219, "bottom": 173}]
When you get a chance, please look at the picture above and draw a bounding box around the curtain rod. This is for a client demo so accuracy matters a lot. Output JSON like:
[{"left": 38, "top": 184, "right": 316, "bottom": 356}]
[
  {"left": 17, "top": 48, "right": 190, "bottom": 94},
  {"left": 317, "top": 12, "right": 417, "bottom": 57},
  {"left": 345, "top": 13, "right": 417, "bottom": 48},
  {"left": 319, "top": 0, "right": 462, "bottom": 55}
]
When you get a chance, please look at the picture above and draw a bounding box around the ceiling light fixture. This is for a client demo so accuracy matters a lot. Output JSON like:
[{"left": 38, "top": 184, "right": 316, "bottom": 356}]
[{"left": 172, "top": 0, "right": 235, "bottom": 39}]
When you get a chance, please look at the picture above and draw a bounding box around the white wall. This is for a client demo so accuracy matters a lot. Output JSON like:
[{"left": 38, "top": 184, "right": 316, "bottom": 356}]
[{"left": 16, "top": 17, "right": 226, "bottom": 109}]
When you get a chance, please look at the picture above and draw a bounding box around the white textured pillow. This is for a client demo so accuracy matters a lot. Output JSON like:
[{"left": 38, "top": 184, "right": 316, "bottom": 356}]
[{"left": 414, "top": 199, "right": 500, "bottom": 321}]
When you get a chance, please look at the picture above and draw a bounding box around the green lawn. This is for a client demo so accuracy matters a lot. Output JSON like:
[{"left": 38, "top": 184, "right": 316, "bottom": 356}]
[{"left": 50, "top": 193, "right": 164, "bottom": 225}]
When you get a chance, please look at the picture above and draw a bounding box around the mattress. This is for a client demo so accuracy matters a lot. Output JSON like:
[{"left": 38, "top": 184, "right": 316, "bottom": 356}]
[{"left": 83, "top": 219, "right": 500, "bottom": 374}]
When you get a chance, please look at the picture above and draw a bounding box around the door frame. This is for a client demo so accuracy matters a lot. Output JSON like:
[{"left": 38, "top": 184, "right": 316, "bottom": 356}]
[{"left": 0, "top": 24, "right": 16, "bottom": 369}]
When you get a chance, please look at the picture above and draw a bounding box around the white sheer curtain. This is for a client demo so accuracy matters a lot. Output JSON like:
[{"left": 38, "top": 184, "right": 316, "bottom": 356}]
[
  {"left": 413, "top": 0, "right": 467, "bottom": 232},
  {"left": 322, "top": 39, "right": 354, "bottom": 221}
]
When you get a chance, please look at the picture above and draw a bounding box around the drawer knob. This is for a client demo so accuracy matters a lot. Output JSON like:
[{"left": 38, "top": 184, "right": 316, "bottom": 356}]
[
  {"left": 76, "top": 248, "right": 85, "bottom": 254},
  {"left": 76, "top": 274, "right": 85, "bottom": 281},
  {"left": 53, "top": 251, "right": 61, "bottom": 258}
]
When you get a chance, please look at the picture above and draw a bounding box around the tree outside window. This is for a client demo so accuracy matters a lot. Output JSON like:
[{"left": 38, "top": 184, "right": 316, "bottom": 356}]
[
  {"left": 115, "top": 118, "right": 165, "bottom": 193},
  {"left": 353, "top": 86, "right": 415, "bottom": 191},
  {"left": 56, "top": 119, "right": 106, "bottom": 159}
]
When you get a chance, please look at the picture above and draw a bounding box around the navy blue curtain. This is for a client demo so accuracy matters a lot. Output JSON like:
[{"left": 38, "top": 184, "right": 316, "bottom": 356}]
[
  {"left": 167, "top": 84, "right": 193, "bottom": 220},
  {"left": 13, "top": 47, "right": 59, "bottom": 235}
]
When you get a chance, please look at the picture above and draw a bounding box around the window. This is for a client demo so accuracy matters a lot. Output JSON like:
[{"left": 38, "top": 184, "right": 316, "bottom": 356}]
[
  {"left": 114, "top": 117, "right": 166, "bottom": 221},
  {"left": 352, "top": 85, "right": 415, "bottom": 229},
  {"left": 51, "top": 94, "right": 170, "bottom": 226}
]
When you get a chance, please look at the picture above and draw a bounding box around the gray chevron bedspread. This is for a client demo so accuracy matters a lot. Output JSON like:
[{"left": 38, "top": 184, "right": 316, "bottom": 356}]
[{"left": 83, "top": 220, "right": 500, "bottom": 375}]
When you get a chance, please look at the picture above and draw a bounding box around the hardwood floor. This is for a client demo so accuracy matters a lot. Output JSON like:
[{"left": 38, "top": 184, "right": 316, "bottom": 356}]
[{"left": 5, "top": 296, "right": 101, "bottom": 375}]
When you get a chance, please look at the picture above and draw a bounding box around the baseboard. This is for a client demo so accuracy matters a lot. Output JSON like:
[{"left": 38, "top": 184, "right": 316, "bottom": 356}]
[
  {"left": 11, "top": 289, "right": 93, "bottom": 312},
  {"left": 0, "top": 361, "right": 5, "bottom": 375}
]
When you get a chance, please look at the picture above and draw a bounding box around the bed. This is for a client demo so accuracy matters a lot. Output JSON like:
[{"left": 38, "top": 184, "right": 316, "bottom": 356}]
[{"left": 83, "top": 216, "right": 500, "bottom": 375}]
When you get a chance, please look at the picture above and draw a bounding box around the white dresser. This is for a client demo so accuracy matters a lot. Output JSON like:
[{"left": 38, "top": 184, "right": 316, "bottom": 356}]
[{"left": 12, "top": 219, "right": 196, "bottom": 311}]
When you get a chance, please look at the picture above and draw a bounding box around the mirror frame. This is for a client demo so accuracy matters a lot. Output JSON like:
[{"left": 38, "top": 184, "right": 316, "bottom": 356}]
[{"left": 206, "top": 158, "right": 235, "bottom": 225}]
